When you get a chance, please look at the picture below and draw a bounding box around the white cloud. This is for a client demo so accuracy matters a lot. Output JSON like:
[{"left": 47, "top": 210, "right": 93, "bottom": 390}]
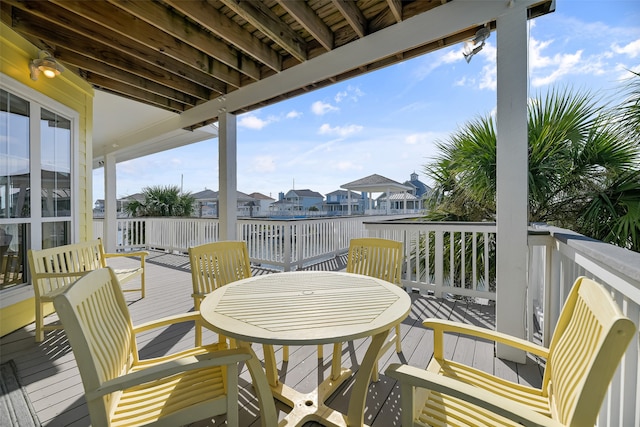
[
  {"left": 405, "top": 133, "right": 429, "bottom": 145},
  {"left": 335, "top": 161, "right": 363, "bottom": 172},
  {"left": 286, "top": 110, "right": 302, "bottom": 119},
  {"left": 531, "top": 49, "right": 583, "bottom": 87},
  {"left": 334, "top": 85, "right": 364, "bottom": 103},
  {"left": 238, "top": 113, "right": 275, "bottom": 129},
  {"left": 311, "top": 100, "right": 339, "bottom": 115},
  {"left": 413, "top": 47, "right": 464, "bottom": 80},
  {"left": 318, "top": 123, "right": 363, "bottom": 137},
  {"left": 478, "top": 63, "right": 497, "bottom": 90},
  {"left": 612, "top": 39, "right": 640, "bottom": 58},
  {"left": 251, "top": 155, "right": 276, "bottom": 173}
]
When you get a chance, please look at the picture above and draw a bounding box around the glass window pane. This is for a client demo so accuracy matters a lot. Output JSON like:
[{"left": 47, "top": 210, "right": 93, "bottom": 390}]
[
  {"left": 0, "top": 223, "right": 28, "bottom": 289},
  {"left": 42, "top": 221, "right": 70, "bottom": 249},
  {"left": 0, "top": 89, "right": 31, "bottom": 218},
  {"left": 41, "top": 109, "right": 71, "bottom": 217}
]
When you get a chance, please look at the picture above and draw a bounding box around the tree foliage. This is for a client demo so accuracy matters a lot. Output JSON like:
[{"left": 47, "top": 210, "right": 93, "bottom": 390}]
[
  {"left": 124, "top": 185, "right": 195, "bottom": 217},
  {"left": 424, "top": 79, "right": 640, "bottom": 252}
]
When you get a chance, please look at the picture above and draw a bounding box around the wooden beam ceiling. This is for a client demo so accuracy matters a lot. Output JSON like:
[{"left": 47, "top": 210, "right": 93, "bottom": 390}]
[{"left": 2, "top": 0, "right": 555, "bottom": 120}]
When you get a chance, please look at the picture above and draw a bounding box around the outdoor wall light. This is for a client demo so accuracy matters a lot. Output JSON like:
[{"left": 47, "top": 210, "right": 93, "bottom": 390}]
[
  {"left": 29, "top": 50, "right": 64, "bottom": 81},
  {"left": 463, "top": 27, "right": 490, "bottom": 63}
]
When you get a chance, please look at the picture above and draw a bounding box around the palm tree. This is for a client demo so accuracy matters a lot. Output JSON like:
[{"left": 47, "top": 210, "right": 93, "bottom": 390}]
[
  {"left": 424, "top": 82, "right": 640, "bottom": 252},
  {"left": 125, "top": 185, "right": 195, "bottom": 217}
]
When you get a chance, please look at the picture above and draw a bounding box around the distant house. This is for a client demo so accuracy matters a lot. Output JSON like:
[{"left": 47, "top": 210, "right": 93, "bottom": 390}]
[
  {"left": 323, "top": 190, "right": 363, "bottom": 215},
  {"left": 377, "top": 192, "right": 420, "bottom": 211},
  {"left": 191, "top": 189, "right": 256, "bottom": 217},
  {"left": 247, "top": 192, "right": 275, "bottom": 216},
  {"left": 403, "top": 172, "right": 432, "bottom": 208},
  {"left": 280, "top": 189, "right": 324, "bottom": 211},
  {"left": 118, "top": 193, "right": 145, "bottom": 216}
]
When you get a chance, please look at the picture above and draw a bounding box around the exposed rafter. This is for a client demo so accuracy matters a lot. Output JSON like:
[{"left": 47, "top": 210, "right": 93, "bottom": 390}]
[{"left": 1, "top": 0, "right": 555, "bottom": 116}]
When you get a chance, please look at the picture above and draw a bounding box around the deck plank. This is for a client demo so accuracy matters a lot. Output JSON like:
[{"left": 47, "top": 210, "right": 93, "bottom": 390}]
[{"left": 0, "top": 252, "right": 543, "bottom": 426}]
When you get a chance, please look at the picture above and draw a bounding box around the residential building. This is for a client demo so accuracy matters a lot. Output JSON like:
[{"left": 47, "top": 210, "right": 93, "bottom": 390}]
[
  {"left": 280, "top": 189, "right": 324, "bottom": 211},
  {"left": 191, "top": 189, "right": 256, "bottom": 217},
  {"left": 247, "top": 192, "right": 276, "bottom": 217},
  {"left": 403, "top": 172, "right": 432, "bottom": 208},
  {"left": 323, "top": 190, "right": 363, "bottom": 215}
]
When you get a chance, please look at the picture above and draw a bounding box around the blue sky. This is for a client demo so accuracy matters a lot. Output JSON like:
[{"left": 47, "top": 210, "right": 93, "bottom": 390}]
[{"left": 97, "top": 0, "right": 640, "bottom": 202}]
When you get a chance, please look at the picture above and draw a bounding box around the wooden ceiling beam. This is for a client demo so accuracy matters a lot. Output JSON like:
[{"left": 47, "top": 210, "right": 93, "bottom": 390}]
[
  {"left": 47, "top": 0, "right": 241, "bottom": 87},
  {"left": 56, "top": 48, "right": 202, "bottom": 105},
  {"left": 5, "top": 1, "right": 229, "bottom": 95},
  {"left": 220, "top": 0, "right": 307, "bottom": 62},
  {"left": 276, "top": 0, "right": 333, "bottom": 52},
  {"left": 109, "top": 0, "right": 261, "bottom": 81},
  {"left": 164, "top": 0, "right": 282, "bottom": 73},
  {"left": 332, "top": 0, "right": 366, "bottom": 38},
  {"left": 386, "top": 0, "right": 403, "bottom": 23}
]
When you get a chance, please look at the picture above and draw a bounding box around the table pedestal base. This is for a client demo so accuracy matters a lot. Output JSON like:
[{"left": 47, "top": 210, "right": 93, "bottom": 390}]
[{"left": 272, "top": 368, "right": 367, "bottom": 427}]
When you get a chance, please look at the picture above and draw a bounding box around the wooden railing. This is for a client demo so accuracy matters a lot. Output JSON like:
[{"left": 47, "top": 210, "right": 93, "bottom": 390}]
[
  {"left": 528, "top": 225, "right": 640, "bottom": 427},
  {"left": 364, "top": 221, "right": 497, "bottom": 300},
  {"left": 94, "top": 215, "right": 395, "bottom": 269}
]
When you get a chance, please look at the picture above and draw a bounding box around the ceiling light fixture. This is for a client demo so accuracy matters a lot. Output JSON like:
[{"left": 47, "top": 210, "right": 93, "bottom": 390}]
[
  {"left": 29, "top": 50, "right": 64, "bottom": 81},
  {"left": 463, "top": 26, "right": 490, "bottom": 63}
]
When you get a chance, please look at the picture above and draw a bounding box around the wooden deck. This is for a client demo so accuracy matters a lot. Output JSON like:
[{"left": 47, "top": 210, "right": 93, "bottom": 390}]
[{"left": 0, "top": 252, "right": 543, "bottom": 427}]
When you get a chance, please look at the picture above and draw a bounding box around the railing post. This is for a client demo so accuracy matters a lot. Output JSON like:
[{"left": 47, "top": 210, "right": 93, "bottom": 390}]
[
  {"left": 284, "top": 223, "right": 292, "bottom": 271},
  {"left": 434, "top": 231, "right": 444, "bottom": 297}
]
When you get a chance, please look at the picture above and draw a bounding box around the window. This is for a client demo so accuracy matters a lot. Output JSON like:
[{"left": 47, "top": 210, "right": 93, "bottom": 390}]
[{"left": 0, "top": 85, "right": 76, "bottom": 289}]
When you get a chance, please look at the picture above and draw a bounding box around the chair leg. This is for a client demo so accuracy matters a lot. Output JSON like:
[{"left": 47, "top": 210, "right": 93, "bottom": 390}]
[
  {"left": 226, "top": 363, "right": 240, "bottom": 427},
  {"left": 195, "top": 323, "right": 202, "bottom": 347},
  {"left": 283, "top": 345, "right": 289, "bottom": 362},
  {"left": 140, "top": 270, "right": 145, "bottom": 299},
  {"left": 35, "top": 302, "right": 44, "bottom": 342}
]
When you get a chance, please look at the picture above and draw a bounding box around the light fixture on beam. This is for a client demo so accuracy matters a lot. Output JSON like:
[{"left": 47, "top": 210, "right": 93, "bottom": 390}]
[
  {"left": 463, "top": 27, "right": 490, "bottom": 63},
  {"left": 29, "top": 50, "right": 64, "bottom": 81}
]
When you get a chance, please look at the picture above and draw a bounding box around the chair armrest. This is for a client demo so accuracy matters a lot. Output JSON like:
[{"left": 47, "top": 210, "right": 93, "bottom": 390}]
[
  {"left": 103, "top": 251, "right": 149, "bottom": 259},
  {"left": 85, "top": 348, "right": 252, "bottom": 401},
  {"left": 386, "top": 363, "right": 561, "bottom": 427},
  {"left": 133, "top": 312, "right": 201, "bottom": 334},
  {"left": 34, "top": 271, "right": 89, "bottom": 279},
  {"left": 423, "top": 319, "right": 549, "bottom": 358}
]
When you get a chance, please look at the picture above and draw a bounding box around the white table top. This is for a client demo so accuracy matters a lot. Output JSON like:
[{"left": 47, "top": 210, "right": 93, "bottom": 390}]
[{"left": 199, "top": 270, "right": 411, "bottom": 346}]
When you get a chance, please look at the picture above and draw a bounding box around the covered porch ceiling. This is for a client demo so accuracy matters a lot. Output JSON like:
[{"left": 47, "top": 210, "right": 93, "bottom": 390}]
[{"left": 1, "top": 0, "right": 554, "bottom": 166}]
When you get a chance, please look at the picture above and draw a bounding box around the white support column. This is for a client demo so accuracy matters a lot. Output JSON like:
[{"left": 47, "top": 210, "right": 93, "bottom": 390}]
[
  {"left": 218, "top": 112, "right": 238, "bottom": 240},
  {"left": 103, "top": 154, "right": 118, "bottom": 252},
  {"left": 496, "top": 6, "right": 529, "bottom": 362},
  {"left": 347, "top": 190, "right": 352, "bottom": 215},
  {"left": 386, "top": 187, "right": 391, "bottom": 214}
]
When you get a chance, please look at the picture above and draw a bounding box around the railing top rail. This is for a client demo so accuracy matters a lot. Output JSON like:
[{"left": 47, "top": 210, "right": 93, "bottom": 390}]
[{"left": 539, "top": 225, "right": 640, "bottom": 286}]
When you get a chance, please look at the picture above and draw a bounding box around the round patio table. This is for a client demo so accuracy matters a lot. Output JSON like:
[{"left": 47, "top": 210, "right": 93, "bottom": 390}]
[{"left": 199, "top": 270, "right": 411, "bottom": 427}]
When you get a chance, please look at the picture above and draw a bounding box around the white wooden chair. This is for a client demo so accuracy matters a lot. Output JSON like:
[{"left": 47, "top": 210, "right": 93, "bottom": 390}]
[
  {"left": 386, "top": 276, "right": 635, "bottom": 426},
  {"left": 54, "top": 267, "right": 277, "bottom": 427},
  {"left": 330, "top": 237, "right": 404, "bottom": 381},
  {"left": 189, "top": 240, "right": 290, "bottom": 360}
]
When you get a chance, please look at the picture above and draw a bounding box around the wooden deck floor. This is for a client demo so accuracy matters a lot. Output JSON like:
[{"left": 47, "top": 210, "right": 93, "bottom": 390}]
[{"left": 0, "top": 252, "right": 543, "bottom": 427}]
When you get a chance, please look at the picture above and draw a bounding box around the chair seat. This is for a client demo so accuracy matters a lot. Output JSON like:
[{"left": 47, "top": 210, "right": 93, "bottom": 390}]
[
  {"left": 418, "top": 392, "right": 524, "bottom": 427},
  {"left": 426, "top": 358, "right": 550, "bottom": 414},
  {"left": 113, "top": 343, "right": 229, "bottom": 426}
]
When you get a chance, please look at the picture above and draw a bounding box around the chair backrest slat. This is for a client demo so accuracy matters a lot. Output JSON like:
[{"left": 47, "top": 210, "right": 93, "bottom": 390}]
[
  {"left": 346, "top": 238, "right": 403, "bottom": 284},
  {"left": 189, "top": 241, "right": 251, "bottom": 308},
  {"left": 545, "top": 277, "right": 635, "bottom": 425},
  {"left": 53, "top": 268, "right": 135, "bottom": 424}
]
